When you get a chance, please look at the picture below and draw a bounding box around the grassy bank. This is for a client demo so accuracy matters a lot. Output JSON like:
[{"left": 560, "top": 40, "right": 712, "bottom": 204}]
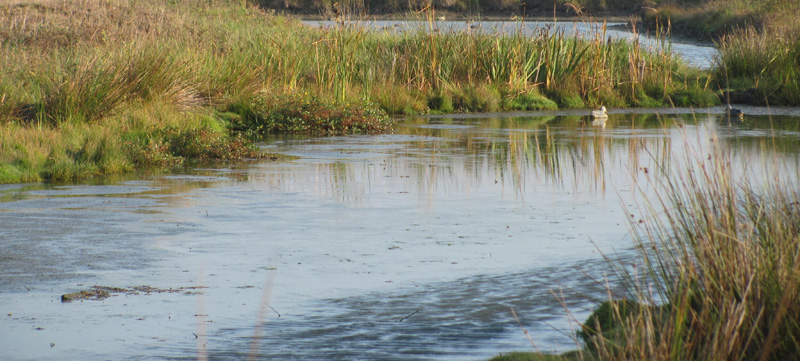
[
  {"left": 636, "top": 1, "right": 800, "bottom": 106},
  {"left": 1, "top": 0, "right": 717, "bottom": 184},
  {"left": 641, "top": 0, "right": 800, "bottom": 39},
  {"left": 0, "top": 0, "right": 393, "bottom": 183}
]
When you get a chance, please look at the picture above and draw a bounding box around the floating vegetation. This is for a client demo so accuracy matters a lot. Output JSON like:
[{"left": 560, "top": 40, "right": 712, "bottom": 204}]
[{"left": 61, "top": 285, "right": 207, "bottom": 303}]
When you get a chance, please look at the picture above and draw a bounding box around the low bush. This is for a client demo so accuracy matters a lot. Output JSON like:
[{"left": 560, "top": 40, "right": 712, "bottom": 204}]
[{"left": 230, "top": 95, "right": 393, "bottom": 135}]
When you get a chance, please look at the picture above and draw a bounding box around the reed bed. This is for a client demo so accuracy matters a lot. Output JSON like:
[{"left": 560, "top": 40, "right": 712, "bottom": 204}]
[
  {"left": 578, "top": 130, "right": 800, "bottom": 360},
  {"left": 251, "top": 0, "right": 648, "bottom": 16},
  {"left": 0, "top": 0, "right": 712, "bottom": 123}
]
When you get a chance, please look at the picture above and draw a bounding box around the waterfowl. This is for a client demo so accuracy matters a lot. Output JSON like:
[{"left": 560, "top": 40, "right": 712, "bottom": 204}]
[
  {"left": 591, "top": 106, "right": 608, "bottom": 119},
  {"left": 727, "top": 105, "right": 744, "bottom": 119}
]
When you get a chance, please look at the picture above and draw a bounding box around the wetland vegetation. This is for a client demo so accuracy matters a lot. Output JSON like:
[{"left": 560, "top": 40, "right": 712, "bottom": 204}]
[
  {"left": 1, "top": 1, "right": 799, "bottom": 360},
  {"left": 0, "top": 0, "right": 797, "bottom": 184},
  {"left": 2, "top": 0, "right": 785, "bottom": 183}
]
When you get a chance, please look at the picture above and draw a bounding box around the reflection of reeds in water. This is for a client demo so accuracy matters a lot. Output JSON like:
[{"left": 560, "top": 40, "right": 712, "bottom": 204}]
[
  {"left": 251, "top": 113, "right": 800, "bottom": 207},
  {"left": 252, "top": 114, "right": 692, "bottom": 201}
]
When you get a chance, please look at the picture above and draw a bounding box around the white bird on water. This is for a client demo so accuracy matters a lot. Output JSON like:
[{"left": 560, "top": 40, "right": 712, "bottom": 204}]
[
  {"left": 727, "top": 104, "right": 744, "bottom": 119},
  {"left": 591, "top": 106, "right": 608, "bottom": 119}
]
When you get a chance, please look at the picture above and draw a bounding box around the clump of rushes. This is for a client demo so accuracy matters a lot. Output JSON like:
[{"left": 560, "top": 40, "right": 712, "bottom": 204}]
[
  {"left": 583, "top": 132, "right": 800, "bottom": 360},
  {"left": 229, "top": 94, "right": 393, "bottom": 135},
  {"left": 716, "top": 26, "right": 800, "bottom": 105}
]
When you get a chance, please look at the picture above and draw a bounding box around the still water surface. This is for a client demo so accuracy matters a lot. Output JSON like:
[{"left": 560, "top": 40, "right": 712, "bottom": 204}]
[{"left": 1, "top": 107, "right": 799, "bottom": 360}]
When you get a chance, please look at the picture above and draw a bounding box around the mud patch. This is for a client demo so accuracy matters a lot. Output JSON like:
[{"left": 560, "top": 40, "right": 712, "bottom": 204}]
[{"left": 61, "top": 285, "right": 206, "bottom": 303}]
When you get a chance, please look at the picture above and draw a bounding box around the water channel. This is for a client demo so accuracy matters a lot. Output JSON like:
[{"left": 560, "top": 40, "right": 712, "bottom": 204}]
[{"left": 2, "top": 106, "right": 799, "bottom": 360}]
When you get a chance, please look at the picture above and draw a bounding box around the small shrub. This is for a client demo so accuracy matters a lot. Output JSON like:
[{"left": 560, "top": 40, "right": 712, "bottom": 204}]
[
  {"left": 577, "top": 300, "right": 642, "bottom": 353},
  {"left": 553, "top": 91, "right": 586, "bottom": 109},
  {"left": 41, "top": 149, "right": 100, "bottom": 181},
  {"left": 124, "top": 126, "right": 261, "bottom": 167},
  {"left": 632, "top": 91, "right": 663, "bottom": 108},
  {"left": 163, "top": 128, "right": 261, "bottom": 160},
  {"left": 239, "top": 95, "right": 393, "bottom": 135},
  {"left": 672, "top": 86, "right": 719, "bottom": 107},
  {"left": 591, "top": 89, "right": 627, "bottom": 108},
  {"left": 427, "top": 91, "right": 455, "bottom": 113},
  {"left": 452, "top": 85, "right": 502, "bottom": 112},
  {"left": 374, "top": 86, "right": 427, "bottom": 115},
  {"left": 123, "top": 134, "right": 184, "bottom": 167},
  {"left": 0, "top": 164, "right": 24, "bottom": 184}
]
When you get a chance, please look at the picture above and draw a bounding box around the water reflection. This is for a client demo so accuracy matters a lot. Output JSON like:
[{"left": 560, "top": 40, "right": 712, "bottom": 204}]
[
  {"left": 258, "top": 111, "right": 799, "bottom": 205},
  {"left": 260, "top": 112, "right": 673, "bottom": 203},
  {"left": 1, "top": 108, "right": 799, "bottom": 360}
]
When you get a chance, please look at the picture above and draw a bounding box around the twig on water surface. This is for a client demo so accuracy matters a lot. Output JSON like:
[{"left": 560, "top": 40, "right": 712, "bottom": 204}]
[
  {"left": 399, "top": 309, "right": 419, "bottom": 322},
  {"left": 265, "top": 303, "right": 281, "bottom": 318}
]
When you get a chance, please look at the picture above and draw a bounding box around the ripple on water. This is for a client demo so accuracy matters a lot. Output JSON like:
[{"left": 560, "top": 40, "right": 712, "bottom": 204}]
[{"left": 197, "top": 256, "right": 620, "bottom": 360}]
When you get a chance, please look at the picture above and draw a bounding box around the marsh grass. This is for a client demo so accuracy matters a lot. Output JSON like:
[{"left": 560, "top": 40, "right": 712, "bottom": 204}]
[
  {"left": 579, "top": 129, "right": 800, "bottom": 360},
  {"left": 641, "top": 0, "right": 800, "bottom": 39},
  {"left": 252, "top": 0, "right": 651, "bottom": 17},
  {"left": 641, "top": 0, "right": 800, "bottom": 111},
  {"left": 0, "top": 0, "right": 720, "bottom": 183},
  {"left": 716, "top": 26, "right": 800, "bottom": 105},
  {"left": 2, "top": 0, "right": 717, "bottom": 121},
  {"left": 0, "top": 102, "right": 261, "bottom": 182}
]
